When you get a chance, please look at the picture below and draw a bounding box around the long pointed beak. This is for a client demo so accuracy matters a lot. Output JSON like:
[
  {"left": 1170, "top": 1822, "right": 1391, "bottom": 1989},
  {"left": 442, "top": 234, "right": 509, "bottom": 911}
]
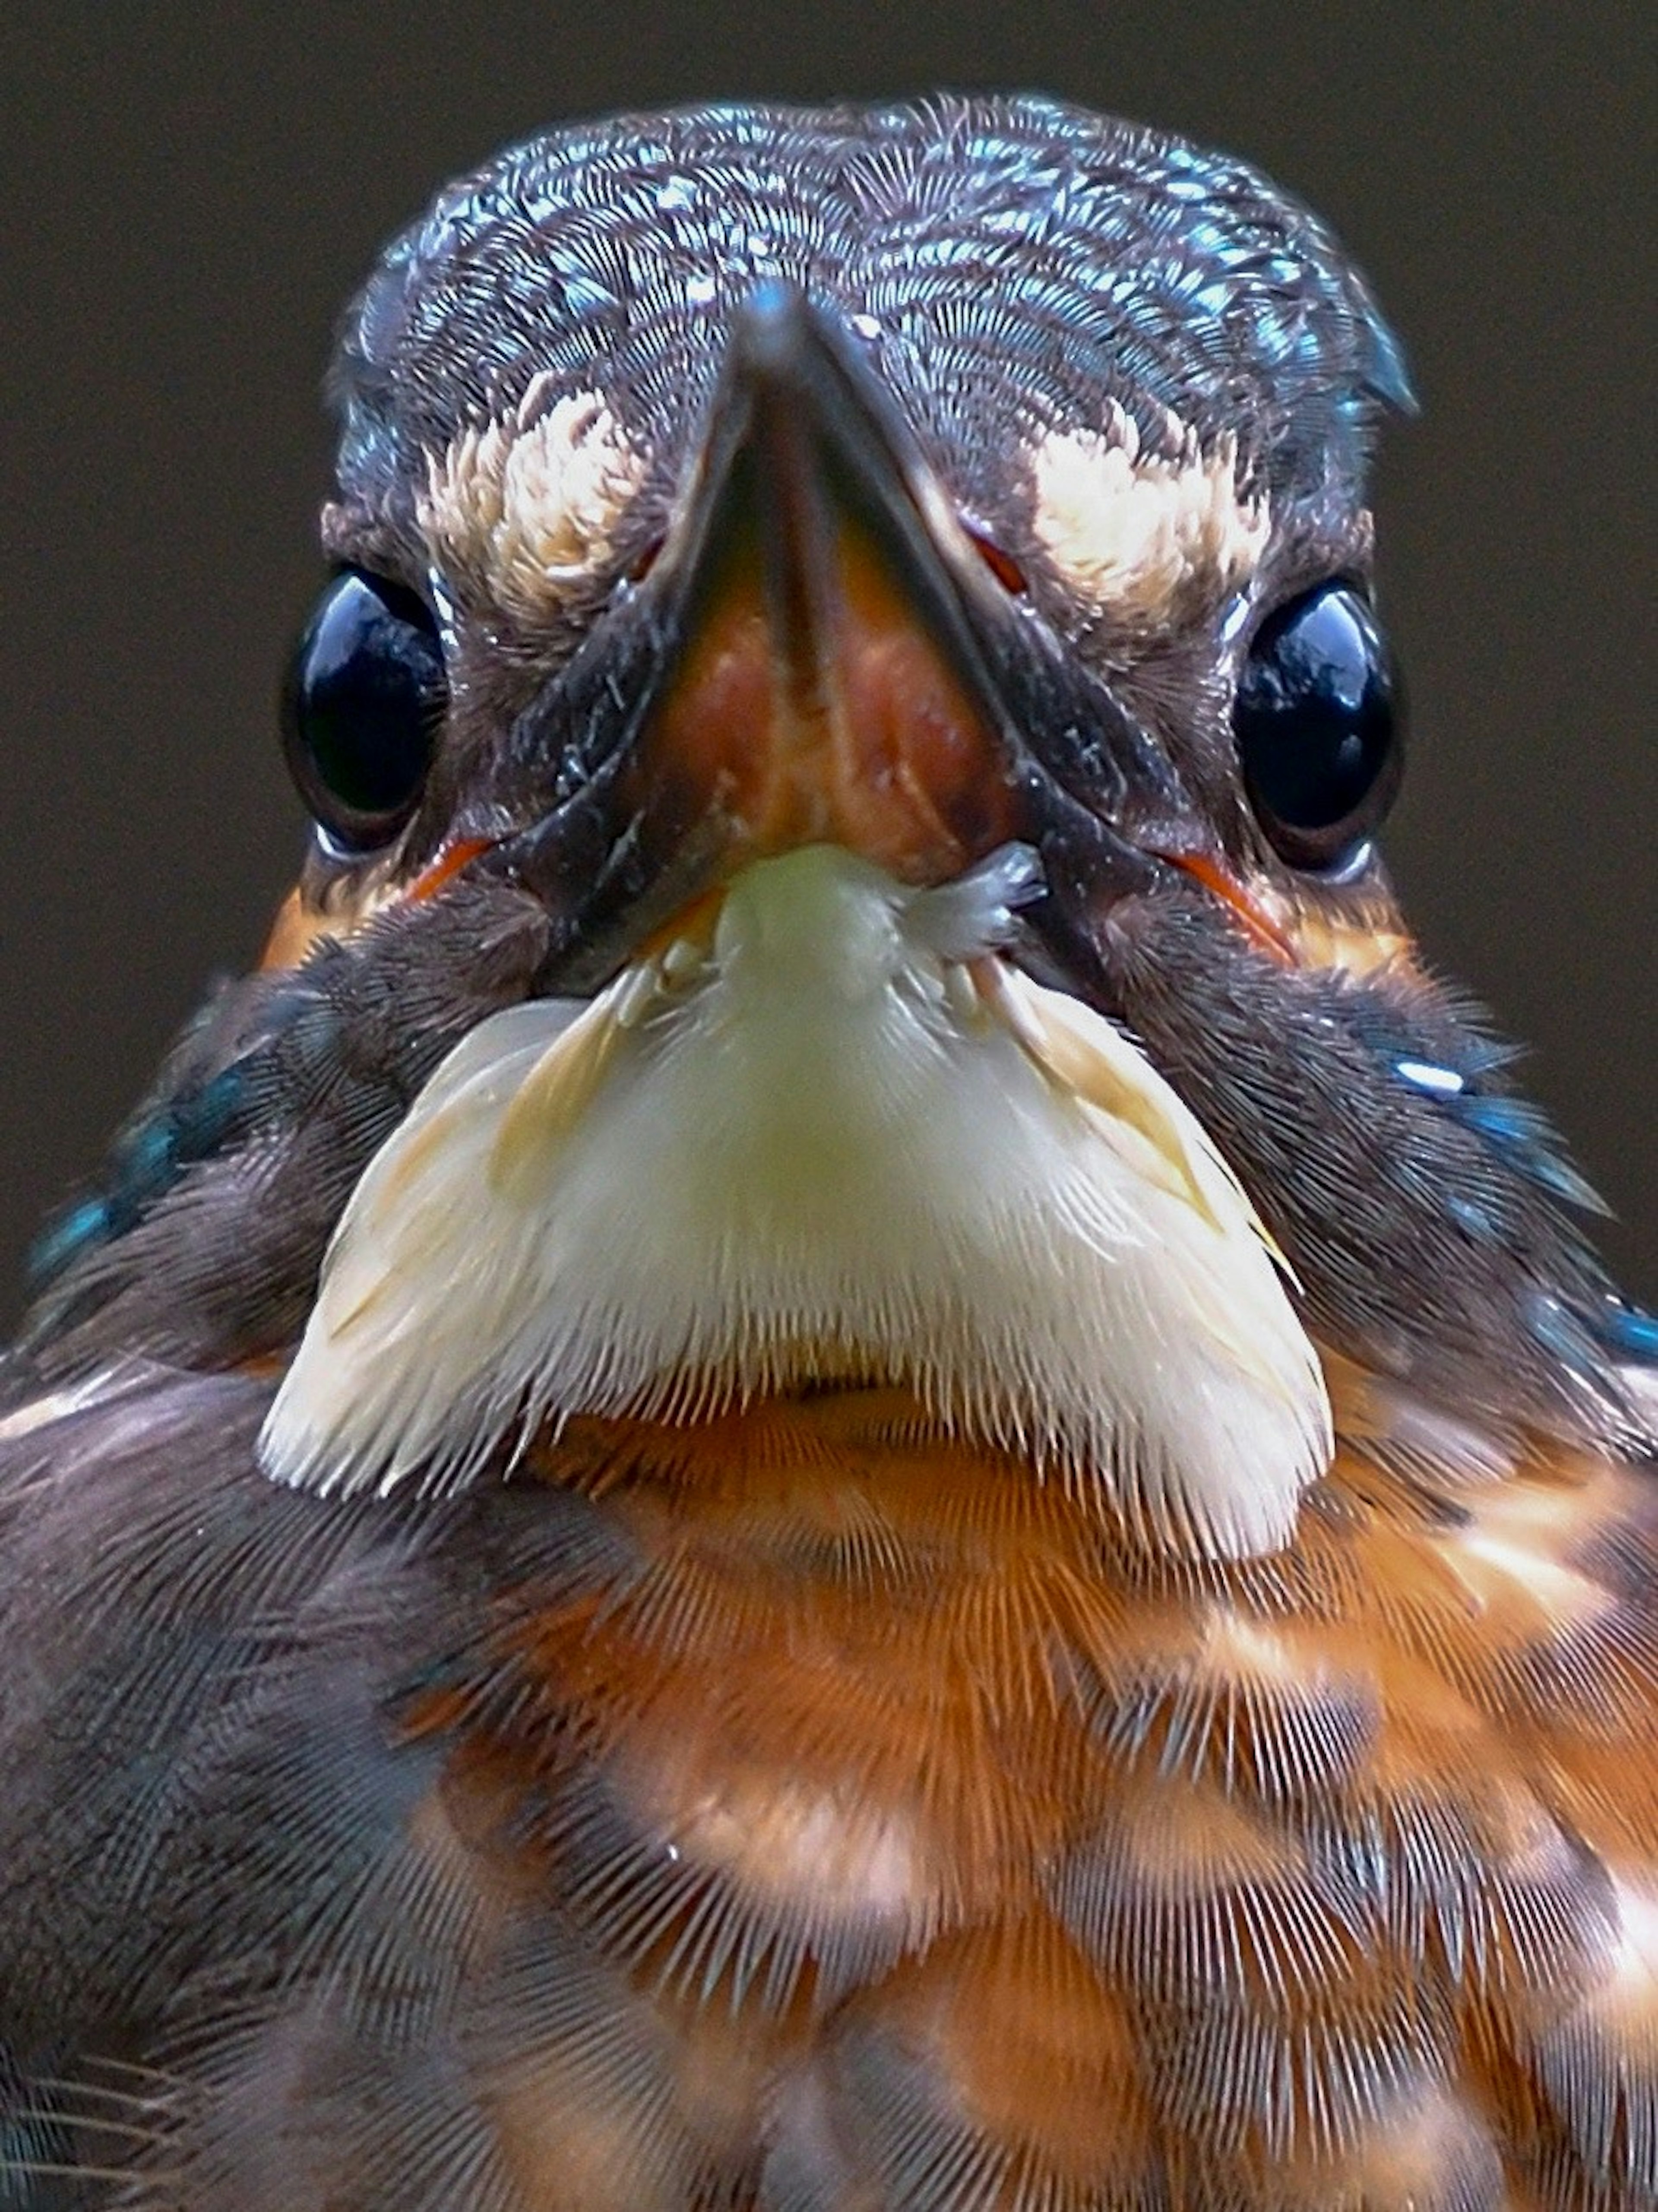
[
  {"left": 476, "top": 283, "right": 1208, "bottom": 991},
  {"left": 626, "top": 280, "right": 1022, "bottom": 880}
]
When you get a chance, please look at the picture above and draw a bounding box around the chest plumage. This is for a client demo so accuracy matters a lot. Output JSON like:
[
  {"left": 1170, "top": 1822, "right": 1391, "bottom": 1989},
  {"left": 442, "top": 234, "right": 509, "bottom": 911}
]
[{"left": 2, "top": 95, "right": 1653, "bottom": 2212}]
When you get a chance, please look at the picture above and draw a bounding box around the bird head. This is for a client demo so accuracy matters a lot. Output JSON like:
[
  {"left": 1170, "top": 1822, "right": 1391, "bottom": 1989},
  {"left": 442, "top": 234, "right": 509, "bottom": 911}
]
[{"left": 27, "top": 97, "right": 1650, "bottom": 1556}]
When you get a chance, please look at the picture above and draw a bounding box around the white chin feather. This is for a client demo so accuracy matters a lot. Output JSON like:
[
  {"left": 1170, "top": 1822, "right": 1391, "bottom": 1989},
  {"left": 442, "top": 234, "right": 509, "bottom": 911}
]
[{"left": 261, "top": 845, "right": 1331, "bottom": 1558}]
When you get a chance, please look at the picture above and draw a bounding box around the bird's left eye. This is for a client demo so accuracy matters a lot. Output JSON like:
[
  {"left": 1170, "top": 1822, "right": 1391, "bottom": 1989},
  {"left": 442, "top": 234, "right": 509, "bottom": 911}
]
[
  {"left": 282, "top": 569, "right": 446, "bottom": 852},
  {"left": 1233, "top": 582, "right": 1403, "bottom": 871}
]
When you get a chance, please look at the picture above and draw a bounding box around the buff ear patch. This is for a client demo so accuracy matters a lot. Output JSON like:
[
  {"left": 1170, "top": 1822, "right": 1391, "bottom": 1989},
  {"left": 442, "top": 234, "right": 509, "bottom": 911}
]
[
  {"left": 1031, "top": 407, "right": 1270, "bottom": 626},
  {"left": 418, "top": 377, "right": 647, "bottom": 622}
]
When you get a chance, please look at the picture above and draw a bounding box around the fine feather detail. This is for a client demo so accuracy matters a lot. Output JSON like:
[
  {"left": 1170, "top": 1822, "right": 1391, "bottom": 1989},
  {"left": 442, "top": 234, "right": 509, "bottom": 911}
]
[{"left": 262, "top": 846, "right": 1331, "bottom": 1557}]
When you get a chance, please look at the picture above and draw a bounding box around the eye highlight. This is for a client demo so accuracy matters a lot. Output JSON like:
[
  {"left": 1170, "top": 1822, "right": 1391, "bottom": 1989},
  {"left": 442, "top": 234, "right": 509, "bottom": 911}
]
[
  {"left": 1233, "top": 583, "right": 1403, "bottom": 871},
  {"left": 282, "top": 570, "right": 446, "bottom": 852}
]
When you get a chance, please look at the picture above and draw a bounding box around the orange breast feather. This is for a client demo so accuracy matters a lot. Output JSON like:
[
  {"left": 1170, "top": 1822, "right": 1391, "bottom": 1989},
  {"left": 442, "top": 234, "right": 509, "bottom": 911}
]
[{"left": 381, "top": 1391, "right": 1658, "bottom": 2209}]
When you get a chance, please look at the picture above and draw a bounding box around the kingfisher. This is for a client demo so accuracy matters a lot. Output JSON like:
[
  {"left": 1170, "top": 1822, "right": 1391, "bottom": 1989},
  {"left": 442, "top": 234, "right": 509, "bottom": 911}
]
[{"left": 2, "top": 94, "right": 1654, "bottom": 2212}]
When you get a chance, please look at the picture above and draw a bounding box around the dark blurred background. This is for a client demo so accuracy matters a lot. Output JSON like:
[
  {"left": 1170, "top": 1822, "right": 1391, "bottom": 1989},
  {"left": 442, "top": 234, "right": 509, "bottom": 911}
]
[{"left": 1, "top": 2, "right": 1652, "bottom": 1323}]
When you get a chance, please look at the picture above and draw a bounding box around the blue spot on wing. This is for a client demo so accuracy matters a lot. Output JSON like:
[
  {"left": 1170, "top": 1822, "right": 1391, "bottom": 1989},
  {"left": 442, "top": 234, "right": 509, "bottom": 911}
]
[
  {"left": 1529, "top": 1290, "right": 1658, "bottom": 1380},
  {"left": 27, "top": 1062, "right": 250, "bottom": 1290},
  {"left": 27, "top": 1195, "right": 115, "bottom": 1285},
  {"left": 1446, "top": 1094, "right": 1610, "bottom": 1214},
  {"left": 1596, "top": 1300, "right": 1658, "bottom": 1364}
]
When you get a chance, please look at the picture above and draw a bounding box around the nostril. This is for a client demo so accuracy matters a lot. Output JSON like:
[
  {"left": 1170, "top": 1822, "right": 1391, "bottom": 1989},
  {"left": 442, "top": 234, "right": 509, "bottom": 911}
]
[
  {"left": 628, "top": 533, "right": 666, "bottom": 582},
  {"left": 965, "top": 525, "right": 1028, "bottom": 596}
]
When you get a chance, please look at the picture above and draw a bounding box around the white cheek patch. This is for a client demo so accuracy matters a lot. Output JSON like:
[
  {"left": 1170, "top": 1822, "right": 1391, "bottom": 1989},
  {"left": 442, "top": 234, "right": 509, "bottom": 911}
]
[
  {"left": 1031, "top": 408, "right": 1270, "bottom": 628},
  {"left": 261, "top": 847, "right": 1332, "bottom": 1560},
  {"left": 417, "top": 377, "right": 647, "bottom": 623}
]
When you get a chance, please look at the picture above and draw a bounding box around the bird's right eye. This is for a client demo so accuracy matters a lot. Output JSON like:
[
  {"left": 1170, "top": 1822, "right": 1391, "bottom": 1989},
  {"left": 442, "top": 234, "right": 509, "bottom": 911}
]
[
  {"left": 1233, "top": 582, "right": 1403, "bottom": 872},
  {"left": 281, "top": 569, "right": 446, "bottom": 853}
]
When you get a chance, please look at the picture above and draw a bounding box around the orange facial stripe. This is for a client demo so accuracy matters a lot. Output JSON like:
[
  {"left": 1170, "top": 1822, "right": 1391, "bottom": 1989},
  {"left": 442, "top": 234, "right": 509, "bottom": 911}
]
[
  {"left": 1163, "top": 850, "right": 1294, "bottom": 962},
  {"left": 259, "top": 835, "right": 498, "bottom": 975},
  {"left": 258, "top": 887, "right": 320, "bottom": 972},
  {"left": 404, "top": 834, "right": 498, "bottom": 905}
]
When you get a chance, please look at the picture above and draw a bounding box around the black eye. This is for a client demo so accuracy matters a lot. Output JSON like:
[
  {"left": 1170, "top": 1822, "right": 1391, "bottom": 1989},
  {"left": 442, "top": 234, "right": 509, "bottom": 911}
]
[
  {"left": 282, "top": 569, "right": 446, "bottom": 851},
  {"left": 1234, "top": 582, "right": 1403, "bottom": 870}
]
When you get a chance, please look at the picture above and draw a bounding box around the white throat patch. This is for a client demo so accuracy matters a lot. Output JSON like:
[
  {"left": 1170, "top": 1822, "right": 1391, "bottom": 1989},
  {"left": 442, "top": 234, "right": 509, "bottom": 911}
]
[{"left": 261, "top": 847, "right": 1331, "bottom": 1558}]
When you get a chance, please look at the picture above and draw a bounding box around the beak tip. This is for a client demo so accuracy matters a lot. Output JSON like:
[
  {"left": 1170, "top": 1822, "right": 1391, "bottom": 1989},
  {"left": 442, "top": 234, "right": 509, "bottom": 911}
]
[
  {"left": 727, "top": 278, "right": 833, "bottom": 393},
  {"left": 737, "top": 272, "right": 809, "bottom": 326}
]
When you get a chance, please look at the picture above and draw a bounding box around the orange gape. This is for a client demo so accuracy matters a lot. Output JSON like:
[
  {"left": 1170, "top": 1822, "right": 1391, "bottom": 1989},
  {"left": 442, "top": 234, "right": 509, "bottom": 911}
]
[{"left": 383, "top": 1391, "right": 1658, "bottom": 2209}]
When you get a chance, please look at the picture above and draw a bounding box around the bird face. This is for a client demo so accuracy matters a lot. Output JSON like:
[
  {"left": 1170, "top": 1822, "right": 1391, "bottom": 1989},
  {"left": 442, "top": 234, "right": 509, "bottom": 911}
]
[
  {"left": 22, "top": 98, "right": 1646, "bottom": 1512},
  {"left": 215, "top": 95, "right": 1634, "bottom": 1520},
  {"left": 7, "top": 97, "right": 1653, "bottom": 2212}
]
